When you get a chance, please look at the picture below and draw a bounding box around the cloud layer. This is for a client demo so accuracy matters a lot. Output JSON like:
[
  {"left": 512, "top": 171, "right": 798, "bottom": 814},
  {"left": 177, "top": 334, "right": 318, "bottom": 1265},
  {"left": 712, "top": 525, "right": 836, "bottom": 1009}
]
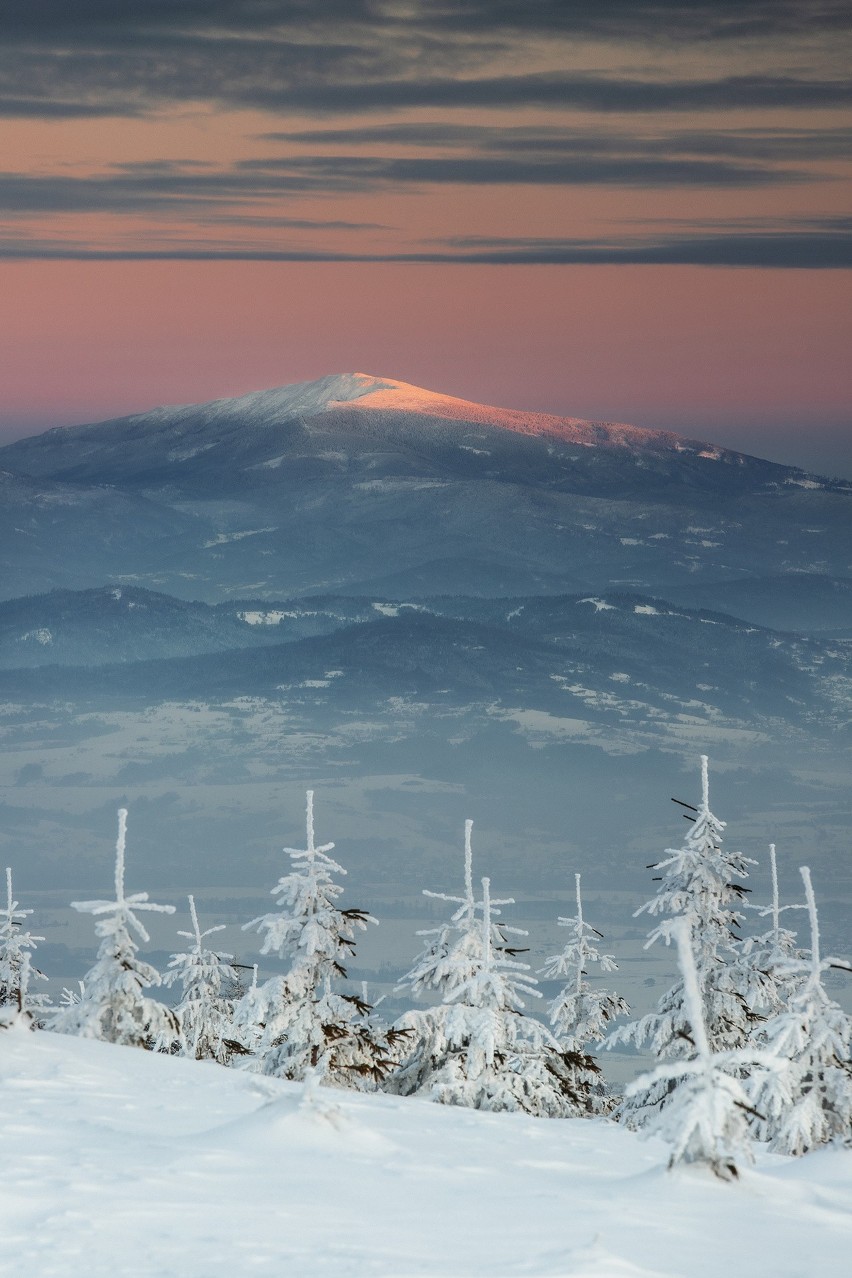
[{"left": 2, "top": 3, "right": 850, "bottom": 265}]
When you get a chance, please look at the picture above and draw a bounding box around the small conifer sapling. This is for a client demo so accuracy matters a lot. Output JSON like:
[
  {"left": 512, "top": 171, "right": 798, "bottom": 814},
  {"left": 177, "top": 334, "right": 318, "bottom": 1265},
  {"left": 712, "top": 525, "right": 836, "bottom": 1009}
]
[
  {"left": 391, "top": 822, "right": 587, "bottom": 1116},
  {"left": 51, "top": 809, "right": 177, "bottom": 1048},
  {"left": 236, "top": 790, "right": 398, "bottom": 1086},
  {"left": 0, "top": 867, "right": 49, "bottom": 1025},
  {"left": 160, "top": 894, "right": 239, "bottom": 1063},
  {"left": 609, "top": 756, "right": 756, "bottom": 1125},
  {"left": 739, "top": 842, "right": 804, "bottom": 1021},
  {"left": 626, "top": 917, "right": 771, "bottom": 1180},
  {"left": 751, "top": 865, "right": 852, "bottom": 1154},
  {"left": 539, "top": 872, "right": 628, "bottom": 1114}
]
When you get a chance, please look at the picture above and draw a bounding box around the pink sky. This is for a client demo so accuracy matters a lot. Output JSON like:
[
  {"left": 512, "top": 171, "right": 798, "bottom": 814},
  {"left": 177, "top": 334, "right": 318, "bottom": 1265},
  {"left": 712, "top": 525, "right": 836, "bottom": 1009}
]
[{"left": 0, "top": 5, "right": 850, "bottom": 472}]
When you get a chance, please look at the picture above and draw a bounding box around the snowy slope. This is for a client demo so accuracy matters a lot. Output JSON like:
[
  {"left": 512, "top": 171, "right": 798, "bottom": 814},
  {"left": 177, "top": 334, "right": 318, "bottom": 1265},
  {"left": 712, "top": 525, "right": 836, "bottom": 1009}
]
[{"left": 1, "top": 1027, "right": 850, "bottom": 1278}]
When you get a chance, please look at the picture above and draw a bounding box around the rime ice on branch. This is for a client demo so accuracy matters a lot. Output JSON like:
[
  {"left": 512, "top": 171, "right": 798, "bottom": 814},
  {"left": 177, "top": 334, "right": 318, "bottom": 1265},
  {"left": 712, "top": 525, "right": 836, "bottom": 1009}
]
[
  {"left": 609, "top": 755, "right": 755, "bottom": 1125},
  {"left": 751, "top": 865, "right": 852, "bottom": 1154},
  {"left": 236, "top": 790, "right": 399, "bottom": 1086},
  {"left": 51, "top": 808, "right": 176, "bottom": 1048},
  {"left": 0, "top": 866, "right": 49, "bottom": 1026},
  {"left": 160, "top": 894, "right": 239, "bottom": 1063}
]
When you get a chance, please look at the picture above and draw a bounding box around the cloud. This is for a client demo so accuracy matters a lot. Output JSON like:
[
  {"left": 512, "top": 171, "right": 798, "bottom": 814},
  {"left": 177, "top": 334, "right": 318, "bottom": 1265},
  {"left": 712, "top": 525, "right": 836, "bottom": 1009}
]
[
  {"left": 0, "top": 96, "right": 142, "bottom": 118},
  {"left": 431, "top": 230, "right": 852, "bottom": 268},
  {"left": 236, "top": 74, "right": 852, "bottom": 117},
  {"left": 394, "top": 1, "right": 852, "bottom": 43},
  {"left": 237, "top": 152, "right": 807, "bottom": 189},
  {"left": 2, "top": 118, "right": 826, "bottom": 229},
  {"left": 4, "top": 68, "right": 849, "bottom": 120},
  {"left": 0, "top": 142, "right": 812, "bottom": 226},
  {"left": 1, "top": 224, "right": 849, "bottom": 268},
  {"left": 260, "top": 122, "right": 852, "bottom": 163},
  {"left": 0, "top": 2, "right": 849, "bottom": 120},
  {"left": 4, "top": 2, "right": 849, "bottom": 45}
]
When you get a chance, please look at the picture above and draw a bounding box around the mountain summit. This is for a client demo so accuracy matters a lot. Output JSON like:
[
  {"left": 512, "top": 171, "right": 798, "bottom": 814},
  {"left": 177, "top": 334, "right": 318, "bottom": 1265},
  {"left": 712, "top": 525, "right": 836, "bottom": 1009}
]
[
  {"left": 0, "top": 372, "right": 745, "bottom": 485},
  {"left": 0, "top": 373, "right": 848, "bottom": 608}
]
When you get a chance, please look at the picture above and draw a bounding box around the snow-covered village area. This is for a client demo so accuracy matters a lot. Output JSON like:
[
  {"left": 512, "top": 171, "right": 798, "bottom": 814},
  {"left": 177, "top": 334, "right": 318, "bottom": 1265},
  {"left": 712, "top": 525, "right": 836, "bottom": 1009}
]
[{"left": 1, "top": 759, "right": 850, "bottom": 1277}]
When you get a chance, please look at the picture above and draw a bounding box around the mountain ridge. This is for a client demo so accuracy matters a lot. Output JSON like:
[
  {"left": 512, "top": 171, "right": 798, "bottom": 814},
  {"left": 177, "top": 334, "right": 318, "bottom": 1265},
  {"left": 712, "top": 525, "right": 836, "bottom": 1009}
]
[
  {"left": 0, "top": 374, "right": 849, "bottom": 626},
  {"left": 0, "top": 371, "right": 816, "bottom": 482}
]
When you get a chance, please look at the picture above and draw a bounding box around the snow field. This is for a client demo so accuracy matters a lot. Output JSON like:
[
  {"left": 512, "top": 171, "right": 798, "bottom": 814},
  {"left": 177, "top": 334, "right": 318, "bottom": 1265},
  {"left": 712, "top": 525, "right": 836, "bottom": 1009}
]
[{"left": 1, "top": 1028, "right": 850, "bottom": 1278}]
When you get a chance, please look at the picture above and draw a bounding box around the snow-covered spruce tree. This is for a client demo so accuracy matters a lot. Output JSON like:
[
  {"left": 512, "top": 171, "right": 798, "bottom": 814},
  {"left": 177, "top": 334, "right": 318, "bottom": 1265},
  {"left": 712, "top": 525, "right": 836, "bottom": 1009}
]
[
  {"left": 228, "top": 962, "right": 264, "bottom": 1058},
  {"left": 396, "top": 820, "right": 522, "bottom": 1005},
  {"left": 0, "top": 867, "right": 49, "bottom": 1023},
  {"left": 158, "top": 895, "right": 239, "bottom": 1063},
  {"left": 0, "top": 953, "right": 42, "bottom": 1031},
  {"left": 235, "top": 790, "right": 400, "bottom": 1086},
  {"left": 627, "top": 917, "right": 771, "bottom": 1180},
  {"left": 750, "top": 866, "right": 852, "bottom": 1154},
  {"left": 608, "top": 755, "right": 756, "bottom": 1125},
  {"left": 50, "top": 808, "right": 177, "bottom": 1048},
  {"left": 391, "top": 827, "right": 586, "bottom": 1116},
  {"left": 739, "top": 842, "right": 804, "bottom": 1020},
  {"left": 389, "top": 819, "right": 524, "bottom": 1096},
  {"left": 538, "top": 872, "right": 629, "bottom": 1114},
  {"left": 430, "top": 877, "right": 587, "bottom": 1116}
]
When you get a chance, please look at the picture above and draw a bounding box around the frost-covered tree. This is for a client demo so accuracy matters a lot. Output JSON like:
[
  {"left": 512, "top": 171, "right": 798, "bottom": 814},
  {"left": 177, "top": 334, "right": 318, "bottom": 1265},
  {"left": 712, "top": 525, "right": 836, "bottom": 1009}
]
[
  {"left": 235, "top": 790, "right": 398, "bottom": 1086},
  {"left": 627, "top": 917, "right": 770, "bottom": 1180},
  {"left": 739, "top": 842, "right": 804, "bottom": 1019},
  {"left": 750, "top": 866, "right": 852, "bottom": 1154},
  {"left": 432, "top": 876, "right": 587, "bottom": 1115},
  {"left": 50, "top": 808, "right": 177, "bottom": 1048},
  {"left": 397, "top": 820, "right": 525, "bottom": 1004},
  {"left": 390, "top": 819, "right": 524, "bottom": 1098},
  {"left": 159, "top": 895, "right": 239, "bottom": 1063},
  {"left": 609, "top": 756, "right": 756, "bottom": 1125},
  {"left": 391, "top": 827, "right": 585, "bottom": 1116},
  {"left": 540, "top": 872, "right": 629, "bottom": 1047},
  {"left": 0, "top": 867, "right": 49, "bottom": 1022},
  {"left": 538, "top": 873, "right": 629, "bottom": 1114},
  {"left": 0, "top": 953, "right": 41, "bottom": 1031},
  {"left": 227, "top": 962, "right": 264, "bottom": 1059}
]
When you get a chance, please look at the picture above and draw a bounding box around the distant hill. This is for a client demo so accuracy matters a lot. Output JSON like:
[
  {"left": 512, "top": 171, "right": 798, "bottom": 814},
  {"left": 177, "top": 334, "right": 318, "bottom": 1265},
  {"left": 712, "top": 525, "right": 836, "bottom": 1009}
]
[{"left": 0, "top": 587, "right": 845, "bottom": 738}]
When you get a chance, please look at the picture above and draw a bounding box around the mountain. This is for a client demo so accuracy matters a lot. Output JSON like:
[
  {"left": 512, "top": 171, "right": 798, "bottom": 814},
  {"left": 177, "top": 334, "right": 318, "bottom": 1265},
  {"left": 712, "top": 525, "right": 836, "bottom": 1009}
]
[
  {"left": 1, "top": 375, "right": 849, "bottom": 929},
  {"left": 0, "top": 372, "right": 767, "bottom": 486},
  {"left": 1, "top": 374, "right": 850, "bottom": 627},
  {"left": 667, "top": 572, "right": 852, "bottom": 636},
  {"left": 0, "top": 586, "right": 299, "bottom": 669},
  {"left": 1, "top": 588, "right": 845, "bottom": 739},
  {"left": 0, "top": 468, "right": 203, "bottom": 601}
]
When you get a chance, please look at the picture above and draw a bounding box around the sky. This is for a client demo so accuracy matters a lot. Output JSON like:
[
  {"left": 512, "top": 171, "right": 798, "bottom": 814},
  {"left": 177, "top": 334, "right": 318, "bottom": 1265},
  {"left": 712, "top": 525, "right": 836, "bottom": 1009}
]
[{"left": 1, "top": 2, "right": 851, "bottom": 474}]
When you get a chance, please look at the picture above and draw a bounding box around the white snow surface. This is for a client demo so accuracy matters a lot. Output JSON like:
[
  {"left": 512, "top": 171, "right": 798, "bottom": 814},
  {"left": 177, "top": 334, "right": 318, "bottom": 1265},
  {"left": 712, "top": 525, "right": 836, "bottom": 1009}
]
[{"left": 1, "top": 1029, "right": 850, "bottom": 1277}]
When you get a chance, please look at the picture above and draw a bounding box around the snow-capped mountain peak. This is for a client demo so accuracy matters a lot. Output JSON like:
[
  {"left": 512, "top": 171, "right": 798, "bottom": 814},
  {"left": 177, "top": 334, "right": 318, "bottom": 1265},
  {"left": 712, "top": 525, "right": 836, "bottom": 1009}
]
[{"left": 3, "top": 371, "right": 724, "bottom": 466}]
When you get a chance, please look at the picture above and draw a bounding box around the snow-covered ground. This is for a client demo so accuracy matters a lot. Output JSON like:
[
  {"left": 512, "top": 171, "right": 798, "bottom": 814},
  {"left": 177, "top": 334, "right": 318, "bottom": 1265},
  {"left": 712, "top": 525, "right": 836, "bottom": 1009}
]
[{"left": 1, "top": 1028, "right": 850, "bottom": 1277}]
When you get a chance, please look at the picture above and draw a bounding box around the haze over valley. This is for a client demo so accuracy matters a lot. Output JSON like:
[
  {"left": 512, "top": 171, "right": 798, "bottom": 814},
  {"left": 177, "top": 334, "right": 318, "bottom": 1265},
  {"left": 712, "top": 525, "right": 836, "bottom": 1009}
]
[{"left": 0, "top": 373, "right": 849, "bottom": 1050}]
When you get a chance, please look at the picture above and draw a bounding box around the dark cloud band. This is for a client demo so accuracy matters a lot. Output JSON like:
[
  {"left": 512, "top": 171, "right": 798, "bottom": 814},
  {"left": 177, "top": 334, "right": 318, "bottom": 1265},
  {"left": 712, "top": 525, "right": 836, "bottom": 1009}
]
[
  {"left": 1, "top": 230, "right": 849, "bottom": 268},
  {"left": 4, "top": 2, "right": 849, "bottom": 45},
  {"left": 3, "top": 72, "right": 850, "bottom": 120},
  {"left": 0, "top": 138, "right": 817, "bottom": 222}
]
